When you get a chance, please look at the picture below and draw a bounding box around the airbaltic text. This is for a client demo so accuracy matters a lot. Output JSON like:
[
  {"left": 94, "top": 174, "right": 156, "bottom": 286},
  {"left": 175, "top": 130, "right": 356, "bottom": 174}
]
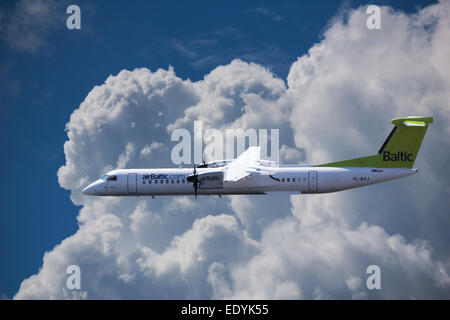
[
  {"left": 142, "top": 174, "right": 186, "bottom": 180},
  {"left": 382, "top": 151, "right": 413, "bottom": 161}
]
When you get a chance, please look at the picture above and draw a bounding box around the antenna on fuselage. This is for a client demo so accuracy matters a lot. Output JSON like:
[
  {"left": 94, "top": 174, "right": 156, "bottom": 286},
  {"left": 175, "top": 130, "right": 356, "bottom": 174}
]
[{"left": 198, "top": 151, "right": 208, "bottom": 168}]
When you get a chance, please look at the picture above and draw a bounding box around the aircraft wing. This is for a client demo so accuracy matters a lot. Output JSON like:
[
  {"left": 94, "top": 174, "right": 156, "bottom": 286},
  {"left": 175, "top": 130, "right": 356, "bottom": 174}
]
[
  {"left": 224, "top": 170, "right": 251, "bottom": 182},
  {"left": 223, "top": 146, "right": 260, "bottom": 182}
]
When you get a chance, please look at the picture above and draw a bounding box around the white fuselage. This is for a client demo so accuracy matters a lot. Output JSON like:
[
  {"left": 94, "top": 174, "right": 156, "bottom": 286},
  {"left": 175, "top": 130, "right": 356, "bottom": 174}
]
[{"left": 82, "top": 166, "right": 418, "bottom": 196}]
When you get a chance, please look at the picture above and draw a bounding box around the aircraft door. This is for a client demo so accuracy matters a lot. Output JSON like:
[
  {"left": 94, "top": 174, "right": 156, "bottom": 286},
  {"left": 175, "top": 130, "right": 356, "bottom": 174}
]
[
  {"left": 127, "top": 173, "right": 137, "bottom": 194},
  {"left": 308, "top": 171, "right": 318, "bottom": 193}
]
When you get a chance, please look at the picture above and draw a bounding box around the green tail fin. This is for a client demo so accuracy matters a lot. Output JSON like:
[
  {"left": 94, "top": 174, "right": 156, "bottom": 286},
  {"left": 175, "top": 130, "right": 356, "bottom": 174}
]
[{"left": 316, "top": 116, "right": 433, "bottom": 168}]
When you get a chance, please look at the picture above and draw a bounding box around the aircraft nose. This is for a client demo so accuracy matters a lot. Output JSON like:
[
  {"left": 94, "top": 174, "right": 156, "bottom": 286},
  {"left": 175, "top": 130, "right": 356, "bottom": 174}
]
[
  {"left": 82, "top": 181, "right": 101, "bottom": 195},
  {"left": 82, "top": 184, "right": 95, "bottom": 195}
]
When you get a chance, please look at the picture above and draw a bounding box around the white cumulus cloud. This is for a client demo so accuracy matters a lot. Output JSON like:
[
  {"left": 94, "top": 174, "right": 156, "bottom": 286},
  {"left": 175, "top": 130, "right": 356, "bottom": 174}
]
[{"left": 15, "top": 1, "right": 450, "bottom": 299}]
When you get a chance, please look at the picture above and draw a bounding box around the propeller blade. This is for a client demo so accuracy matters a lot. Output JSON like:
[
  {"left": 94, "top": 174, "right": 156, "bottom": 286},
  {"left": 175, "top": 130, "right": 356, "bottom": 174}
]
[
  {"left": 194, "top": 180, "right": 198, "bottom": 199},
  {"left": 189, "top": 163, "right": 198, "bottom": 199}
]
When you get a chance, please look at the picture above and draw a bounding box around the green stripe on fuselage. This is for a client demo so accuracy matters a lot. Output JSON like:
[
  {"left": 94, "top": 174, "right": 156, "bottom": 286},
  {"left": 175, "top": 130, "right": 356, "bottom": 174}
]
[{"left": 315, "top": 155, "right": 378, "bottom": 168}]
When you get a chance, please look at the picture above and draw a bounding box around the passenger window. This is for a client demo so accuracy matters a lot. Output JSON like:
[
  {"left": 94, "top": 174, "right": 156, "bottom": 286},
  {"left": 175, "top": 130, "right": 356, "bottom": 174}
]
[
  {"left": 161, "top": 180, "right": 164, "bottom": 184},
  {"left": 287, "top": 178, "right": 290, "bottom": 182},
  {"left": 182, "top": 180, "right": 185, "bottom": 183},
  {"left": 149, "top": 180, "right": 152, "bottom": 184},
  {"left": 155, "top": 180, "right": 158, "bottom": 184},
  {"left": 282, "top": 178, "right": 285, "bottom": 182},
  {"left": 293, "top": 178, "right": 296, "bottom": 182},
  {"left": 171, "top": 180, "right": 174, "bottom": 184},
  {"left": 177, "top": 180, "right": 180, "bottom": 184},
  {"left": 166, "top": 180, "right": 169, "bottom": 184}
]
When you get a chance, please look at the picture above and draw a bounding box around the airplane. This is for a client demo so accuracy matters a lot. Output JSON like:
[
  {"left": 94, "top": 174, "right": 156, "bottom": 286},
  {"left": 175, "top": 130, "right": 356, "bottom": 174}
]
[{"left": 82, "top": 116, "right": 433, "bottom": 198}]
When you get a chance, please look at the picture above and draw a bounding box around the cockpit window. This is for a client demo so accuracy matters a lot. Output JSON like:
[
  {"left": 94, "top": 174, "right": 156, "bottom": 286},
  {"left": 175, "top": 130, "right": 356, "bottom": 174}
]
[{"left": 101, "top": 174, "right": 117, "bottom": 181}]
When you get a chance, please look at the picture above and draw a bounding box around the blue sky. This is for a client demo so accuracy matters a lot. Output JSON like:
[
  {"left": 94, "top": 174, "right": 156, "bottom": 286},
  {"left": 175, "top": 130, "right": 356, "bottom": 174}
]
[{"left": 0, "top": 0, "right": 442, "bottom": 299}]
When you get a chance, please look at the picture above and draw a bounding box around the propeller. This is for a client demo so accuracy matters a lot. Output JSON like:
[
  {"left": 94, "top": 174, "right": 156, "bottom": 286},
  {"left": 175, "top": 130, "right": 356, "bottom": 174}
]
[{"left": 187, "top": 164, "right": 199, "bottom": 199}]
